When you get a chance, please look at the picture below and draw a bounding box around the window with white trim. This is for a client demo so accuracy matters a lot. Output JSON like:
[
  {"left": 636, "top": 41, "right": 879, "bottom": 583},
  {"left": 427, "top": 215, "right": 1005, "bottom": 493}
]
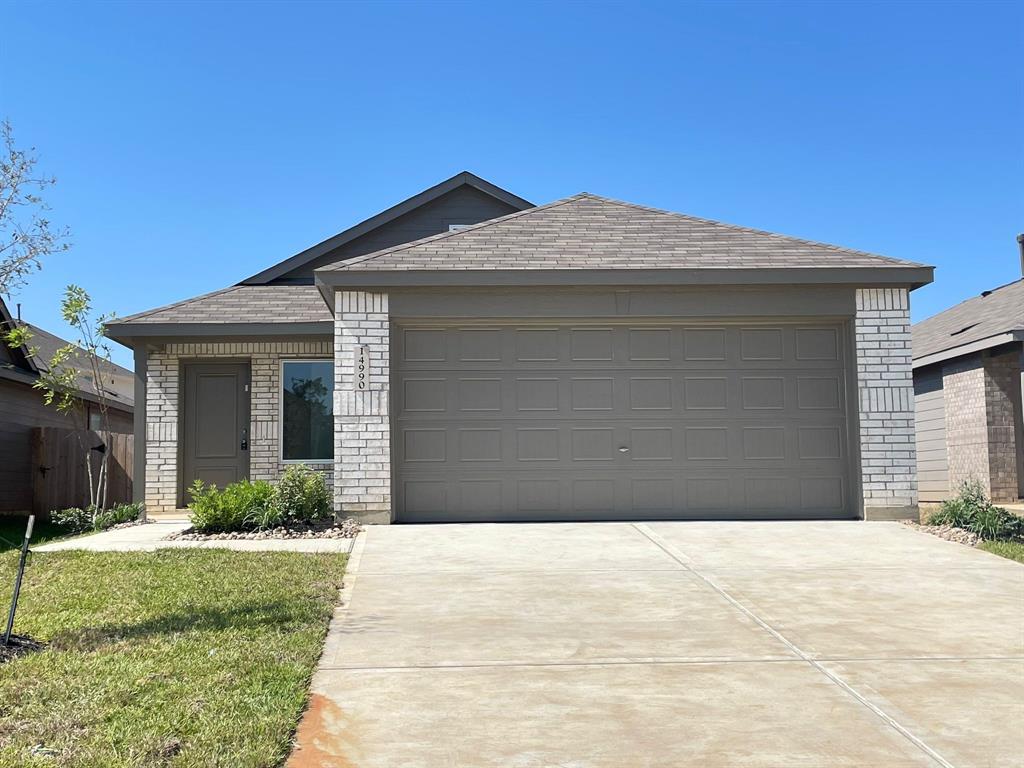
[{"left": 281, "top": 360, "right": 334, "bottom": 461}]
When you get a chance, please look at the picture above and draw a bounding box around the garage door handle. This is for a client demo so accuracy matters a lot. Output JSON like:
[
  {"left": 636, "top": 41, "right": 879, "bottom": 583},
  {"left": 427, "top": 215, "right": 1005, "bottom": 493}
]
[{"left": 618, "top": 446, "right": 630, "bottom": 453}]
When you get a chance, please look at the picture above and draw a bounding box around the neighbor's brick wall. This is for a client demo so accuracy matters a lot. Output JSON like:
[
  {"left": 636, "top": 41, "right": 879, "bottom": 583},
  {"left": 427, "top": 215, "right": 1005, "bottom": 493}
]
[
  {"left": 942, "top": 355, "right": 989, "bottom": 493},
  {"left": 983, "top": 350, "right": 1020, "bottom": 501},
  {"left": 940, "top": 349, "right": 1021, "bottom": 502},
  {"left": 855, "top": 288, "right": 918, "bottom": 518},
  {"left": 145, "top": 340, "right": 333, "bottom": 515},
  {"left": 334, "top": 291, "right": 392, "bottom": 524}
]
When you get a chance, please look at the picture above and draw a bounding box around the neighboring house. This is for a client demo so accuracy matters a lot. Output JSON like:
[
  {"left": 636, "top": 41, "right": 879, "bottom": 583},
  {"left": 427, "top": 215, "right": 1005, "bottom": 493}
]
[
  {"left": 106, "top": 171, "right": 933, "bottom": 523},
  {"left": 912, "top": 277, "right": 1024, "bottom": 503},
  {"left": 0, "top": 298, "right": 135, "bottom": 514}
]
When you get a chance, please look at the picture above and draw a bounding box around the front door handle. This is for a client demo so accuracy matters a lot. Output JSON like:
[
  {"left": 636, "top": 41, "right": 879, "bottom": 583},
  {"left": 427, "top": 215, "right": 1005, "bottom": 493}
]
[
  {"left": 241, "top": 430, "right": 248, "bottom": 451},
  {"left": 618, "top": 446, "right": 630, "bottom": 453}
]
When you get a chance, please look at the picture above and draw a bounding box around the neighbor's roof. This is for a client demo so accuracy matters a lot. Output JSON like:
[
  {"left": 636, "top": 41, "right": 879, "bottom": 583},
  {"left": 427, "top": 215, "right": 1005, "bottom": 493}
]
[
  {"left": 21, "top": 322, "right": 135, "bottom": 407},
  {"left": 318, "top": 193, "right": 928, "bottom": 273},
  {"left": 111, "top": 285, "right": 332, "bottom": 326},
  {"left": 912, "top": 278, "right": 1024, "bottom": 366},
  {"left": 0, "top": 297, "right": 134, "bottom": 409}
]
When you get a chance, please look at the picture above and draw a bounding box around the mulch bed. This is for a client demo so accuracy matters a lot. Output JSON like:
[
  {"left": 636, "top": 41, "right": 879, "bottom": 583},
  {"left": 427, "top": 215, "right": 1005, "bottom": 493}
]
[
  {"left": 0, "top": 634, "right": 45, "bottom": 664},
  {"left": 170, "top": 518, "right": 362, "bottom": 541}
]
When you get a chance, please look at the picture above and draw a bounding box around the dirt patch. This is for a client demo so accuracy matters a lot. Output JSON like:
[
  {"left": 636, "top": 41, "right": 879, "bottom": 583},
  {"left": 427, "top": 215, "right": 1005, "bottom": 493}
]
[
  {"left": 171, "top": 519, "right": 362, "bottom": 542},
  {"left": 286, "top": 693, "right": 359, "bottom": 768},
  {"left": 0, "top": 634, "right": 45, "bottom": 664}
]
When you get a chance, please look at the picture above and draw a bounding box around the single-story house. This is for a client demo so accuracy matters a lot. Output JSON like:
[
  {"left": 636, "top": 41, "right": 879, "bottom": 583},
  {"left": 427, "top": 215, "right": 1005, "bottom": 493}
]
[
  {"left": 912, "top": 276, "right": 1023, "bottom": 503},
  {"left": 1, "top": 297, "right": 135, "bottom": 514},
  {"left": 106, "top": 172, "right": 933, "bottom": 523}
]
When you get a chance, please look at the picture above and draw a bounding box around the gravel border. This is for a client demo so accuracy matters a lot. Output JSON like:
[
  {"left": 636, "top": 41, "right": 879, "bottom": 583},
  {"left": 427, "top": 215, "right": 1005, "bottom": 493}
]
[
  {"left": 170, "top": 518, "right": 362, "bottom": 541},
  {"left": 900, "top": 520, "right": 980, "bottom": 547}
]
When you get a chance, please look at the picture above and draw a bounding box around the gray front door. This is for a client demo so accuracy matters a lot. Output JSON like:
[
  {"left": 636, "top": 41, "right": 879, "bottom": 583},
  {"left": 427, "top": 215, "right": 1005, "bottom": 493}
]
[
  {"left": 181, "top": 361, "right": 250, "bottom": 500},
  {"left": 394, "top": 321, "right": 854, "bottom": 522}
]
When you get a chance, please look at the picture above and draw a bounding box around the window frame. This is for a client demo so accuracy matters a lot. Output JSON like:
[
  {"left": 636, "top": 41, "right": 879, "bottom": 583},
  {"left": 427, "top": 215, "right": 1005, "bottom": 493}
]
[{"left": 278, "top": 358, "right": 335, "bottom": 464}]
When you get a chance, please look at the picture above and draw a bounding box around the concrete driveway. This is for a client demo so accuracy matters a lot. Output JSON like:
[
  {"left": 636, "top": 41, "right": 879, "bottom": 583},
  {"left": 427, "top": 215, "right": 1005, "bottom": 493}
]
[{"left": 288, "top": 522, "right": 1024, "bottom": 768}]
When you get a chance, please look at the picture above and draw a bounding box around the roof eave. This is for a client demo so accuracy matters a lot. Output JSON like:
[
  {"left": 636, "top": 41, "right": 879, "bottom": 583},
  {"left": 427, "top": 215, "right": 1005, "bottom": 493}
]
[
  {"left": 106, "top": 320, "right": 334, "bottom": 349},
  {"left": 0, "top": 366, "right": 133, "bottom": 412},
  {"left": 315, "top": 265, "right": 935, "bottom": 291},
  {"left": 912, "top": 329, "right": 1024, "bottom": 369}
]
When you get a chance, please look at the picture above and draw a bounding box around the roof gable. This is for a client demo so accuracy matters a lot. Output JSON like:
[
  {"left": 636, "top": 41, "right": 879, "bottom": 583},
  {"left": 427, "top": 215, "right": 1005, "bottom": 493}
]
[
  {"left": 317, "top": 193, "right": 928, "bottom": 274},
  {"left": 242, "top": 171, "right": 532, "bottom": 284},
  {"left": 912, "top": 278, "right": 1024, "bottom": 364},
  {"left": 0, "top": 297, "right": 39, "bottom": 375}
]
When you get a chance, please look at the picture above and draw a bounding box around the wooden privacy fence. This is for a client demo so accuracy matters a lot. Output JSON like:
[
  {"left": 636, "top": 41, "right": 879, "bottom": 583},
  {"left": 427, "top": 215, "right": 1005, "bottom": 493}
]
[{"left": 31, "top": 428, "right": 133, "bottom": 515}]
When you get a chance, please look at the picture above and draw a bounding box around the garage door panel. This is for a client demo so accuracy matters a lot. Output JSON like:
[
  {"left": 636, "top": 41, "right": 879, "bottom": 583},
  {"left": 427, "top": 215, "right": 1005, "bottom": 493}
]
[
  {"left": 396, "top": 372, "right": 847, "bottom": 421},
  {"left": 399, "top": 418, "right": 848, "bottom": 468},
  {"left": 395, "top": 321, "right": 853, "bottom": 521},
  {"left": 397, "top": 324, "right": 847, "bottom": 372}
]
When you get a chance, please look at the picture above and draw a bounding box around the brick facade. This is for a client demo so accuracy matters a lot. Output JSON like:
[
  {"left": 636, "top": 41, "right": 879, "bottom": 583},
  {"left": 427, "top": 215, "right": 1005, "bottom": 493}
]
[
  {"left": 942, "top": 349, "right": 1020, "bottom": 501},
  {"left": 854, "top": 288, "right": 918, "bottom": 519},
  {"left": 140, "top": 287, "right": 933, "bottom": 523},
  {"left": 943, "top": 355, "right": 989, "bottom": 493},
  {"left": 983, "top": 350, "right": 1020, "bottom": 500},
  {"left": 144, "top": 340, "right": 333, "bottom": 515},
  {"left": 333, "top": 291, "right": 392, "bottom": 523}
]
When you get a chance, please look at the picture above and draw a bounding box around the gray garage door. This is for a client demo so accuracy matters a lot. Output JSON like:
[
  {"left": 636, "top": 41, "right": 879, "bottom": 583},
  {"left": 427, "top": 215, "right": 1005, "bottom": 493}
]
[{"left": 394, "top": 321, "right": 854, "bottom": 522}]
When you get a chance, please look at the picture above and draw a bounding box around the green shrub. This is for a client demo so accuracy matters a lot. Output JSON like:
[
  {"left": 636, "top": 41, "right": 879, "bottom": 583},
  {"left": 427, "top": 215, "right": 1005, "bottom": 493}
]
[
  {"left": 928, "top": 480, "right": 1023, "bottom": 541},
  {"left": 187, "top": 469, "right": 330, "bottom": 533},
  {"left": 188, "top": 479, "right": 277, "bottom": 533},
  {"left": 929, "top": 497, "right": 973, "bottom": 528},
  {"left": 51, "top": 506, "right": 93, "bottom": 534},
  {"left": 50, "top": 502, "right": 143, "bottom": 533},
  {"left": 93, "top": 502, "right": 143, "bottom": 531},
  {"left": 968, "top": 505, "right": 1020, "bottom": 541},
  {"left": 244, "top": 498, "right": 286, "bottom": 530},
  {"left": 275, "top": 465, "right": 331, "bottom": 523}
]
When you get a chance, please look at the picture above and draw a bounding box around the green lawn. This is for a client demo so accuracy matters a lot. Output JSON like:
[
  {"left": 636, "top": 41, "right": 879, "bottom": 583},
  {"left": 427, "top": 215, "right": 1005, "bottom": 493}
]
[
  {"left": 0, "top": 549, "right": 346, "bottom": 767},
  {"left": 0, "top": 517, "right": 69, "bottom": 553},
  {"left": 979, "top": 539, "right": 1024, "bottom": 564}
]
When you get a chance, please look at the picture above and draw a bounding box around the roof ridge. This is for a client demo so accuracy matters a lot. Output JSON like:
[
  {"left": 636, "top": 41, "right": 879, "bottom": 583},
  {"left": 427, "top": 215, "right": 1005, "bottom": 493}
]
[
  {"left": 575, "top": 193, "right": 926, "bottom": 268},
  {"left": 325, "top": 194, "right": 585, "bottom": 271}
]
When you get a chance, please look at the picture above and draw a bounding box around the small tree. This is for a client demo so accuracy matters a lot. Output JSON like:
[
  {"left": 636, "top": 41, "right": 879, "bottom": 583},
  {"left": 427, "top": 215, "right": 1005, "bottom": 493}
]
[
  {"left": 5, "top": 285, "right": 117, "bottom": 518},
  {"left": 0, "top": 119, "right": 70, "bottom": 295}
]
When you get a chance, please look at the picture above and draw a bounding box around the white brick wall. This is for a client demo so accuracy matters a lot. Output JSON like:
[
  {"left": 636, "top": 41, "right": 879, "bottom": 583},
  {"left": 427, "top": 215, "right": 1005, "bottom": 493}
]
[
  {"left": 855, "top": 288, "right": 918, "bottom": 518},
  {"left": 334, "top": 291, "right": 392, "bottom": 523},
  {"left": 145, "top": 340, "right": 333, "bottom": 515}
]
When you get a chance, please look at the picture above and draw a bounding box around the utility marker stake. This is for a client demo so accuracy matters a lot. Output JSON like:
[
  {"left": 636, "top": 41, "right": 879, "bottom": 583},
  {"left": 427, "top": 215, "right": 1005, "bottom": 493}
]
[{"left": 3, "top": 514, "right": 34, "bottom": 646}]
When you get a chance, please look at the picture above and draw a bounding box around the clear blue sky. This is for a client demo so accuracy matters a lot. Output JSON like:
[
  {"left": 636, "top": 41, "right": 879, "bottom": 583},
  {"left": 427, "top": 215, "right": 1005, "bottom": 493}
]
[{"left": 4, "top": 0, "right": 1021, "bottom": 369}]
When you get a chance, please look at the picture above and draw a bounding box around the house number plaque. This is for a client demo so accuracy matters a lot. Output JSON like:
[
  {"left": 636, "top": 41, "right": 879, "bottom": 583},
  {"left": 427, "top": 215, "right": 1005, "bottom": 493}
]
[{"left": 352, "top": 345, "right": 370, "bottom": 390}]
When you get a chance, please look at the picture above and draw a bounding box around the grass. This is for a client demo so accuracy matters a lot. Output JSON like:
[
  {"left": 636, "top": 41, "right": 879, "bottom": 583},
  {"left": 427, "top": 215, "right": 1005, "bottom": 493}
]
[
  {"left": 979, "top": 539, "right": 1024, "bottom": 564},
  {"left": 0, "top": 517, "right": 69, "bottom": 553},
  {"left": 0, "top": 549, "right": 346, "bottom": 767}
]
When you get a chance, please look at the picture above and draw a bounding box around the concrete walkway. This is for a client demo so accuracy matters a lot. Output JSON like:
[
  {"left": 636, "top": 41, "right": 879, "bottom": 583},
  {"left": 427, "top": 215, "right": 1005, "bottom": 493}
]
[
  {"left": 33, "top": 522, "right": 354, "bottom": 553},
  {"left": 289, "top": 521, "right": 1023, "bottom": 768}
]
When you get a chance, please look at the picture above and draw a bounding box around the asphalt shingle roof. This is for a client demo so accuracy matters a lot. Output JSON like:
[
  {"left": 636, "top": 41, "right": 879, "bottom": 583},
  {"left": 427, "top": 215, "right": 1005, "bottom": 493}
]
[
  {"left": 114, "top": 285, "right": 332, "bottom": 325},
  {"left": 912, "top": 278, "right": 1024, "bottom": 362},
  {"left": 319, "top": 193, "right": 925, "bottom": 273}
]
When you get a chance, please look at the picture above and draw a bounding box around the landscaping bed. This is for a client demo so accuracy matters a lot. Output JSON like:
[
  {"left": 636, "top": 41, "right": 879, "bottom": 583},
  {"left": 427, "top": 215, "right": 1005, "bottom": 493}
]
[
  {"left": 0, "top": 548, "right": 346, "bottom": 766},
  {"left": 172, "top": 518, "right": 362, "bottom": 541},
  {"left": 905, "top": 480, "right": 1023, "bottom": 563}
]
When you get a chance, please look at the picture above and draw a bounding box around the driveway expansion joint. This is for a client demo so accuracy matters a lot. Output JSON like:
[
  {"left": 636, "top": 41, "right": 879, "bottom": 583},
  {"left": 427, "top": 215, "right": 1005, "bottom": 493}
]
[{"left": 631, "top": 523, "right": 959, "bottom": 768}]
